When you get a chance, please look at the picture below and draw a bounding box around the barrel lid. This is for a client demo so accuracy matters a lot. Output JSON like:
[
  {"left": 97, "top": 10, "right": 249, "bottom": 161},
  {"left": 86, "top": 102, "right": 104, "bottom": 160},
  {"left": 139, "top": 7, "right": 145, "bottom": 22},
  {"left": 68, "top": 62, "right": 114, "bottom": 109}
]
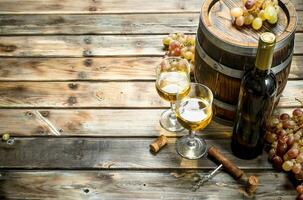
[{"left": 200, "top": 0, "right": 297, "bottom": 55}]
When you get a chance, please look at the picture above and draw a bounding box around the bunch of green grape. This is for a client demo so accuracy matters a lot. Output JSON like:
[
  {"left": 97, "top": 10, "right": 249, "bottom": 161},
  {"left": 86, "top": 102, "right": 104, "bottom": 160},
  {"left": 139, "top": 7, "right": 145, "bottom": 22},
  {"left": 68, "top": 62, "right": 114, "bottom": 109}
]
[
  {"left": 230, "top": 0, "right": 280, "bottom": 30},
  {"left": 265, "top": 108, "right": 303, "bottom": 199},
  {"left": 162, "top": 33, "right": 195, "bottom": 65}
]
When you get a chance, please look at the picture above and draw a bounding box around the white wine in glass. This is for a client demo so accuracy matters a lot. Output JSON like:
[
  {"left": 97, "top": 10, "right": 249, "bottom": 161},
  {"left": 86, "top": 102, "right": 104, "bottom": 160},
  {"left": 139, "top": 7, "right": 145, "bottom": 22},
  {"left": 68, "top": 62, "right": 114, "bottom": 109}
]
[
  {"left": 155, "top": 57, "right": 191, "bottom": 132},
  {"left": 176, "top": 83, "right": 213, "bottom": 159}
]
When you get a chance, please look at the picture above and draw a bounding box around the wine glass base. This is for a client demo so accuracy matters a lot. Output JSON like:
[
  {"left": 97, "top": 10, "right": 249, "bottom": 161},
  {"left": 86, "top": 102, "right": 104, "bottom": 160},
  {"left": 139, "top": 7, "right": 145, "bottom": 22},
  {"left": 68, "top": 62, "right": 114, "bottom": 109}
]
[
  {"left": 160, "top": 109, "right": 184, "bottom": 132},
  {"left": 176, "top": 135, "right": 207, "bottom": 160}
]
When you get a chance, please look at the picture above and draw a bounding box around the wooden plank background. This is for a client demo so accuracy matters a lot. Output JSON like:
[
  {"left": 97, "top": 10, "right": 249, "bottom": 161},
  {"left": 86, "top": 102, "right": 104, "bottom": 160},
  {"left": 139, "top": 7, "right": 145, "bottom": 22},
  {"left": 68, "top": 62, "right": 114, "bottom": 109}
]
[{"left": 0, "top": 0, "right": 302, "bottom": 199}]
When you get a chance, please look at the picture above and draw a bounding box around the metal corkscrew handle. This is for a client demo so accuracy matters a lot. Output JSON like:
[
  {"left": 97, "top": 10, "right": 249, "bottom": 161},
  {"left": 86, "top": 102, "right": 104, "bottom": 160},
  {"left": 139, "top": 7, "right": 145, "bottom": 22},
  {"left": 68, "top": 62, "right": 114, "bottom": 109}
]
[{"left": 192, "top": 164, "right": 223, "bottom": 191}]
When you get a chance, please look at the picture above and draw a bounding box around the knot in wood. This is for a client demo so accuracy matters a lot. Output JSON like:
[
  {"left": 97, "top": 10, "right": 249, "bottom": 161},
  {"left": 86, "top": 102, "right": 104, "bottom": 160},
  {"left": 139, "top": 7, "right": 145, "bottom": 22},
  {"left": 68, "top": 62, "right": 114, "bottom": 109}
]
[
  {"left": 84, "top": 37, "right": 92, "bottom": 44},
  {"left": 25, "top": 111, "right": 33, "bottom": 117},
  {"left": 83, "top": 50, "right": 92, "bottom": 57},
  {"left": 68, "top": 96, "right": 77, "bottom": 105},
  {"left": 83, "top": 59, "right": 93, "bottom": 67},
  {"left": 68, "top": 83, "right": 78, "bottom": 90},
  {"left": 40, "top": 111, "right": 49, "bottom": 117},
  {"left": 0, "top": 44, "right": 17, "bottom": 52}
]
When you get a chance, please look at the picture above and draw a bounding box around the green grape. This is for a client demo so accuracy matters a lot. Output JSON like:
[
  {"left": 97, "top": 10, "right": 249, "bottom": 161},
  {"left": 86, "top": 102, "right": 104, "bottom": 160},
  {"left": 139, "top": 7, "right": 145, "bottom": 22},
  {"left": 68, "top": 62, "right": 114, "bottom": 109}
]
[
  {"left": 258, "top": 10, "right": 266, "bottom": 21},
  {"left": 184, "top": 51, "right": 194, "bottom": 60},
  {"left": 264, "top": 5, "right": 276, "bottom": 20},
  {"left": 268, "top": 13, "right": 278, "bottom": 24},
  {"left": 282, "top": 160, "right": 294, "bottom": 171},
  {"left": 2, "top": 133, "right": 10, "bottom": 141},
  {"left": 244, "top": 14, "right": 254, "bottom": 25},
  {"left": 162, "top": 36, "right": 172, "bottom": 46},
  {"left": 230, "top": 7, "right": 244, "bottom": 18},
  {"left": 273, "top": 0, "right": 278, "bottom": 6},
  {"left": 252, "top": 17, "right": 263, "bottom": 30}
]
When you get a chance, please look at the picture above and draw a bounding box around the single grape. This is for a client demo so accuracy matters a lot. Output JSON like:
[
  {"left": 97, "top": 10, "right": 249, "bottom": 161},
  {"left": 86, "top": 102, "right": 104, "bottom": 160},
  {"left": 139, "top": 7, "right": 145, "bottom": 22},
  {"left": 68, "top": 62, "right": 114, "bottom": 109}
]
[
  {"left": 171, "top": 33, "right": 178, "bottom": 40},
  {"left": 235, "top": 16, "right": 245, "bottom": 26},
  {"left": 282, "top": 160, "right": 294, "bottom": 171},
  {"left": 169, "top": 41, "right": 181, "bottom": 51},
  {"left": 293, "top": 163, "right": 302, "bottom": 174},
  {"left": 276, "top": 142, "right": 288, "bottom": 156},
  {"left": 268, "top": 13, "right": 278, "bottom": 24},
  {"left": 272, "top": 155, "right": 283, "bottom": 171},
  {"left": 2, "top": 133, "right": 10, "bottom": 141},
  {"left": 173, "top": 48, "right": 181, "bottom": 56},
  {"left": 294, "top": 109, "right": 303, "bottom": 117},
  {"left": 297, "top": 185, "right": 303, "bottom": 194},
  {"left": 244, "top": 14, "right": 254, "bottom": 25},
  {"left": 265, "top": 132, "right": 277, "bottom": 143},
  {"left": 245, "top": 0, "right": 255, "bottom": 9},
  {"left": 276, "top": 122, "right": 283, "bottom": 129},
  {"left": 184, "top": 51, "right": 194, "bottom": 60},
  {"left": 252, "top": 17, "right": 263, "bottom": 30},
  {"left": 230, "top": 7, "right": 244, "bottom": 18},
  {"left": 264, "top": 5, "right": 277, "bottom": 19},
  {"left": 295, "top": 132, "right": 302, "bottom": 141},
  {"left": 188, "top": 46, "right": 195, "bottom": 53},
  {"left": 186, "top": 36, "right": 195, "bottom": 46},
  {"left": 278, "top": 135, "right": 288, "bottom": 144},
  {"left": 258, "top": 10, "right": 266, "bottom": 21},
  {"left": 162, "top": 36, "right": 172, "bottom": 47},
  {"left": 288, "top": 148, "right": 299, "bottom": 159},
  {"left": 255, "top": 0, "right": 264, "bottom": 8},
  {"left": 287, "top": 135, "right": 295, "bottom": 147},
  {"left": 280, "top": 113, "right": 290, "bottom": 121}
]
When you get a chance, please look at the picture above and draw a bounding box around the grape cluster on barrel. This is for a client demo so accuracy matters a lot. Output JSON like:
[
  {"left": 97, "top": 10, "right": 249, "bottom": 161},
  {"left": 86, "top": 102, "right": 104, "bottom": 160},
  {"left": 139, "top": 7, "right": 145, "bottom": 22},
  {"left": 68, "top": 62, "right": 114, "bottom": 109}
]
[
  {"left": 230, "top": 0, "right": 280, "bottom": 30},
  {"left": 265, "top": 108, "right": 303, "bottom": 199},
  {"left": 162, "top": 33, "right": 195, "bottom": 65}
]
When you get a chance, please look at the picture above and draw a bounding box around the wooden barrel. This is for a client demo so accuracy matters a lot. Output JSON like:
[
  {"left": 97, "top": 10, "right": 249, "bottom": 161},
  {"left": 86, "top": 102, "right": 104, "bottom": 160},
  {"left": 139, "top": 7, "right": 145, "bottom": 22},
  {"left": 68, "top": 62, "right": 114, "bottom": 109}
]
[{"left": 194, "top": 0, "right": 297, "bottom": 122}]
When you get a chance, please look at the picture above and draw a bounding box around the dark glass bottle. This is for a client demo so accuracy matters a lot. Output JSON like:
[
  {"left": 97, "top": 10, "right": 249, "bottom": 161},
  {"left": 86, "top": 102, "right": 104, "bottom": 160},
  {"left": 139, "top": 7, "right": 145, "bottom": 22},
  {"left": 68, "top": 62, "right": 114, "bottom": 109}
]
[{"left": 231, "top": 32, "right": 277, "bottom": 159}]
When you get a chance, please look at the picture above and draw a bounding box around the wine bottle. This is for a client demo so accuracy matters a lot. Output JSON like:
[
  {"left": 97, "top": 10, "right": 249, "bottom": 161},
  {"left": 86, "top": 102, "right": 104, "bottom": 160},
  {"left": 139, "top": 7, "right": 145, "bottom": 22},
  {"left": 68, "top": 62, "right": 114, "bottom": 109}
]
[{"left": 231, "top": 32, "right": 277, "bottom": 159}]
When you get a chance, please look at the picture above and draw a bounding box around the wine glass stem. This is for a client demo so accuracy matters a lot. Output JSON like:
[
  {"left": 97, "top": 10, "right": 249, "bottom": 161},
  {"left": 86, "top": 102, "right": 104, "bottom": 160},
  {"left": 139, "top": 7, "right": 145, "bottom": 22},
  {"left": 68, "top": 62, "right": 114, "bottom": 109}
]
[
  {"left": 188, "top": 130, "right": 197, "bottom": 146},
  {"left": 170, "top": 102, "right": 177, "bottom": 119}
]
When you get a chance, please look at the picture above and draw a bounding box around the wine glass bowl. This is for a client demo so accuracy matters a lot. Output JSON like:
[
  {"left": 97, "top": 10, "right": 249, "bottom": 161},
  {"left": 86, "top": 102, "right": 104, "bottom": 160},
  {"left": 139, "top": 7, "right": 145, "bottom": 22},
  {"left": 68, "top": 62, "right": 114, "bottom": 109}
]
[
  {"left": 155, "top": 57, "right": 191, "bottom": 132},
  {"left": 175, "top": 83, "right": 213, "bottom": 159}
]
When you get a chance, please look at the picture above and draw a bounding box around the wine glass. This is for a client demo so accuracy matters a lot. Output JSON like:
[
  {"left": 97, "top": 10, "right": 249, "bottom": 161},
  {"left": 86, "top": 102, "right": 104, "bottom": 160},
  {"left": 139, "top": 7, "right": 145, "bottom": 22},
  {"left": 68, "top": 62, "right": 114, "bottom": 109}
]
[
  {"left": 175, "top": 83, "right": 213, "bottom": 159},
  {"left": 155, "top": 57, "right": 191, "bottom": 132}
]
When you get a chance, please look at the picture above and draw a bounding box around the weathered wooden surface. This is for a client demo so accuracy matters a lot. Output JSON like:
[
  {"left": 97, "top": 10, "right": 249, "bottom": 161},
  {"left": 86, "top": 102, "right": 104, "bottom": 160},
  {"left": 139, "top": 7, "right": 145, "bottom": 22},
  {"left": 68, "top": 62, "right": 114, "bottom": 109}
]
[
  {"left": 0, "top": 81, "right": 301, "bottom": 108},
  {"left": 0, "top": 34, "right": 302, "bottom": 57},
  {"left": 0, "top": 138, "right": 272, "bottom": 169},
  {"left": 0, "top": 170, "right": 296, "bottom": 200},
  {"left": 0, "top": 108, "right": 296, "bottom": 138},
  {"left": 0, "top": 0, "right": 301, "bottom": 14},
  {"left": 0, "top": 12, "right": 301, "bottom": 35},
  {"left": 0, "top": 109, "right": 232, "bottom": 138},
  {"left": 0, "top": 0, "right": 302, "bottom": 198},
  {"left": 0, "top": 56, "right": 302, "bottom": 81}
]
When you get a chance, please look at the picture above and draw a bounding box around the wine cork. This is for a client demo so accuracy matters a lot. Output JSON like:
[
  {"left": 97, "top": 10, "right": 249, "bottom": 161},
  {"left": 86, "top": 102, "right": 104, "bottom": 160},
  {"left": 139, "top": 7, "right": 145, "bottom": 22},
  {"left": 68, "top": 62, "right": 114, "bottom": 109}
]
[
  {"left": 208, "top": 146, "right": 244, "bottom": 180},
  {"left": 150, "top": 135, "right": 168, "bottom": 153},
  {"left": 246, "top": 176, "right": 259, "bottom": 195}
]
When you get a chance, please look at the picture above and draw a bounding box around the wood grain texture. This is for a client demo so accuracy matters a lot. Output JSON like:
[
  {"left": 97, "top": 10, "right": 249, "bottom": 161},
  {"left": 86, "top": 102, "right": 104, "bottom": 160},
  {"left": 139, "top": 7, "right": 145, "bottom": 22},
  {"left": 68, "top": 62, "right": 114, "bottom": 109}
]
[
  {"left": 0, "top": 170, "right": 296, "bottom": 199},
  {"left": 0, "top": 56, "right": 301, "bottom": 81},
  {"left": 0, "top": 34, "right": 302, "bottom": 57},
  {"left": 0, "top": 57, "right": 158, "bottom": 81},
  {"left": 0, "top": 81, "right": 301, "bottom": 108},
  {"left": 0, "top": 12, "right": 301, "bottom": 35},
  {"left": 0, "top": 137, "right": 272, "bottom": 169},
  {"left": 0, "top": 0, "right": 202, "bottom": 14},
  {"left": 0, "top": 13, "right": 198, "bottom": 35},
  {"left": 0, "top": 108, "right": 296, "bottom": 137},
  {"left": 0, "top": 109, "right": 232, "bottom": 138},
  {"left": 0, "top": 0, "right": 300, "bottom": 14}
]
